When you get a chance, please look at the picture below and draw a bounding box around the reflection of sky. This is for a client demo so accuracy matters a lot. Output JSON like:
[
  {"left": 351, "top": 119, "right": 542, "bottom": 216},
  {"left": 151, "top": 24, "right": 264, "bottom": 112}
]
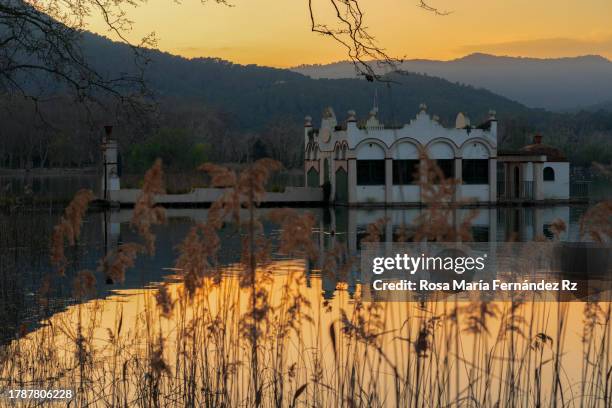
[
  {"left": 7, "top": 260, "right": 598, "bottom": 403},
  {"left": 0, "top": 205, "right": 600, "bottom": 342}
]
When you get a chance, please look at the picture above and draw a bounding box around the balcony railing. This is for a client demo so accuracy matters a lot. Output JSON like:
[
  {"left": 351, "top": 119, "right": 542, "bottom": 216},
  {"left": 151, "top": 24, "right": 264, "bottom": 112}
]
[{"left": 570, "top": 181, "right": 591, "bottom": 199}]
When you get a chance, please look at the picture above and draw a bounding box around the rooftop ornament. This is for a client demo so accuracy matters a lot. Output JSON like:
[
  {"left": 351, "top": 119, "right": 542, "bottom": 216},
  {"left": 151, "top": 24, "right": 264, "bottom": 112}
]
[{"left": 347, "top": 110, "right": 357, "bottom": 122}]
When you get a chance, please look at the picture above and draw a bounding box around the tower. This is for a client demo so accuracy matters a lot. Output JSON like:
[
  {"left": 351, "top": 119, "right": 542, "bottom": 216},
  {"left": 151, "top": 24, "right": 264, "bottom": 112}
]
[{"left": 101, "top": 125, "right": 120, "bottom": 200}]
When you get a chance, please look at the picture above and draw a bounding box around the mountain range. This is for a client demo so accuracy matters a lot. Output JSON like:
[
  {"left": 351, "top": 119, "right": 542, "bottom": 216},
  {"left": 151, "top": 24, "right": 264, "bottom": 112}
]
[
  {"left": 80, "top": 33, "right": 538, "bottom": 130},
  {"left": 292, "top": 54, "right": 612, "bottom": 112},
  {"left": 6, "top": 24, "right": 612, "bottom": 167}
]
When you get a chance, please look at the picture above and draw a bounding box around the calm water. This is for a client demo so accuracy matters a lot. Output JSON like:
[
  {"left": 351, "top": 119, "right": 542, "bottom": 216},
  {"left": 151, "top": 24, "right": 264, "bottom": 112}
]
[
  {"left": 0, "top": 177, "right": 611, "bottom": 406},
  {"left": 0, "top": 173, "right": 610, "bottom": 342},
  {"left": 0, "top": 203, "right": 605, "bottom": 341}
]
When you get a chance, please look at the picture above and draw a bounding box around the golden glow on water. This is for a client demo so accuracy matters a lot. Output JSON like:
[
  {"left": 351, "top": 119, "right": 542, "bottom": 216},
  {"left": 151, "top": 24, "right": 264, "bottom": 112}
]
[{"left": 5, "top": 259, "right": 610, "bottom": 406}]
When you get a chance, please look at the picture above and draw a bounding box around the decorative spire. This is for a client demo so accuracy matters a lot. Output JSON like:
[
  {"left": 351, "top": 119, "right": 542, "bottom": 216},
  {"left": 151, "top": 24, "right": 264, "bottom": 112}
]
[
  {"left": 419, "top": 103, "right": 428, "bottom": 112},
  {"left": 488, "top": 109, "right": 497, "bottom": 120},
  {"left": 304, "top": 115, "right": 312, "bottom": 127},
  {"left": 347, "top": 110, "right": 357, "bottom": 122}
]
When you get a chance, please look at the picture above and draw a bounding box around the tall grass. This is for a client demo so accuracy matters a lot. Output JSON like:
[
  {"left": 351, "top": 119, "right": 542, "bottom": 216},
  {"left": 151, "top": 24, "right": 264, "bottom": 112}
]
[{"left": 0, "top": 158, "right": 611, "bottom": 407}]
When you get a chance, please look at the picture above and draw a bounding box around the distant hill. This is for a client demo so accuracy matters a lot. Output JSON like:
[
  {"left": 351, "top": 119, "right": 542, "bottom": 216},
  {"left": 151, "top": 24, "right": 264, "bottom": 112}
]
[
  {"left": 79, "top": 34, "right": 535, "bottom": 130},
  {"left": 582, "top": 100, "right": 612, "bottom": 113},
  {"left": 7, "top": 29, "right": 612, "bottom": 167},
  {"left": 292, "top": 54, "right": 612, "bottom": 112}
]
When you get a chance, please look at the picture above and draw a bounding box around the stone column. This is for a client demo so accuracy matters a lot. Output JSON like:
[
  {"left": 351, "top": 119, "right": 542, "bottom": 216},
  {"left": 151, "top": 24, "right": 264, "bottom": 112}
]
[
  {"left": 385, "top": 158, "right": 393, "bottom": 205},
  {"left": 489, "top": 158, "right": 497, "bottom": 203},
  {"left": 533, "top": 162, "right": 544, "bottom": 201},
  {"left": 454, "top": 158, "right": 462, "bottom": 202},
  {"left": 348, "top": 159, "right": 357, "bottom": 205},
  {"left": 101, "top": 139, "right": 120, "bottom": 200}
]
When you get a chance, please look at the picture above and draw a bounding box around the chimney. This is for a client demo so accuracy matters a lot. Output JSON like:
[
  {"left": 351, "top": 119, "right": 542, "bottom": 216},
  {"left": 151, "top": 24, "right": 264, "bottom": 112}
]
[{"left": 534, "top": 133, "right": 542, "bottom": 144}]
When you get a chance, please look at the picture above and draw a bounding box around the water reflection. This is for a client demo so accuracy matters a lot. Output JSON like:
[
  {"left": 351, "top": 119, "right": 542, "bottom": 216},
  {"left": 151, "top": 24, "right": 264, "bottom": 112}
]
[
  {"left": 0, "top": 204, "right": 601, "bottom": 343},
  {"left": 102, "top": 206, "right": 591, "bottom": 301},
  {"left": 2, "top": 259, "right": 608, "bottom": 407}
]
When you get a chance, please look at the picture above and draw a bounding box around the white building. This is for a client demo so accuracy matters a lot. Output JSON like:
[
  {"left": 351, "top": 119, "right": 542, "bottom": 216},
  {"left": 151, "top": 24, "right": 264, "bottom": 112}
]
[
  {"left": 304, "top": 105, "right": 570, "bottom": 205},
  {"left": 497, "top": 134, "right": 570, "bottom": 202}
]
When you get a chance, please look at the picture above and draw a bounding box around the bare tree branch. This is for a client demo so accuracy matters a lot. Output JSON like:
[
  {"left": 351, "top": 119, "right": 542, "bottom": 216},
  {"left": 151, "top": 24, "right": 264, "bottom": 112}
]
[
  {"left": 418, "top": 0, "right": 451, "bottom": 16},
  {"left": 307, "top": 1, "right": 448, "bottom": 81}
]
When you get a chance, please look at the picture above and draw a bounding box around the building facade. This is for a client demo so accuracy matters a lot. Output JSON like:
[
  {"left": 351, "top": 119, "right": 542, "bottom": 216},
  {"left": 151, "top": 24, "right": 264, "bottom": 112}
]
[{"left": 304, "top": 105, "right": 570, "bottom": 205}]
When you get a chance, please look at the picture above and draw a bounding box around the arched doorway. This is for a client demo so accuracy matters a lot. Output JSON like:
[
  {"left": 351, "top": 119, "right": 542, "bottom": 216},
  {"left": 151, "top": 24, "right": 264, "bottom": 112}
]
[
  {"left": 307, "top": 168, "right": 319, "bottom": 187},
  {"left": 335, "top": 167, "right": 348, "bottom": 204}
]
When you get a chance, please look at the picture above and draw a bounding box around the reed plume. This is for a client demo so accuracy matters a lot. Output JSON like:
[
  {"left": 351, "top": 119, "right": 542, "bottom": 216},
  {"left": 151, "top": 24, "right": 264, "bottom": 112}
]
[
  {"left": 131, "top": 158, "right": 166, "bottom": 255},
  {"left": 49, "top": 189, "right": 95, "bottom": 276}
]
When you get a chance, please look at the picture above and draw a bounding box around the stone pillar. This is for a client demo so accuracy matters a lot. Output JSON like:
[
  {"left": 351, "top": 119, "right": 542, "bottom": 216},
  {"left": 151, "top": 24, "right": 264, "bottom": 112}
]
[
  {"left": 348, "top": 159, "right": 357, "bottom": 205},
  {"left": 385, "top": 158, "right": 393, "bottom": 205},
  {"left": 489, "top": 158, "right": 497, "bottom": 203},
  {"left": 101, "top": 139, "right": 120, "bottom": 200},
  {"left": 454, "top": 158, "right": 462, "bottom": 202},
  {"left": 533, "top": 162, "right": 544, "bottom": 201}
]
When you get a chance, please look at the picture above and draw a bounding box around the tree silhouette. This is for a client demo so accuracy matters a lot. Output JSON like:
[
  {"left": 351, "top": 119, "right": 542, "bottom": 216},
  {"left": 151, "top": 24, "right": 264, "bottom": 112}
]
[{"left": 1, "top": 0, "right": 445, "bottom": 105}]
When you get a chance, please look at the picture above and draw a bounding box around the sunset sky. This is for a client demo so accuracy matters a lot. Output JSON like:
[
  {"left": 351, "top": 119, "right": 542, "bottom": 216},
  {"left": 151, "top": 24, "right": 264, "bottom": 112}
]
[{"left": 87, "top": 0, "right": 612, "bottom": 67}]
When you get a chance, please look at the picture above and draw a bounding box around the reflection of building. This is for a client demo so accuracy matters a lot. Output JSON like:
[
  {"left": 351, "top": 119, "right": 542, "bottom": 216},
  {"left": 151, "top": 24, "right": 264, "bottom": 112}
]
[
  {"left": 304, "top": 105, "right": 571, "bottom": 205},
  {"left": 307, "top": 206, "right": 575, "bottom": 298}
]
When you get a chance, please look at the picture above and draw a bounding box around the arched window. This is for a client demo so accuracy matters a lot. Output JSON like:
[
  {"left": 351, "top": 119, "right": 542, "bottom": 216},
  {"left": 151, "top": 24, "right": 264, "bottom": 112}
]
[
  {"left": 356, "top": 142, "right": 385, "bottom": 185},
  {"left": 543, "top": 166, "right": 555, "bottom": 181}
]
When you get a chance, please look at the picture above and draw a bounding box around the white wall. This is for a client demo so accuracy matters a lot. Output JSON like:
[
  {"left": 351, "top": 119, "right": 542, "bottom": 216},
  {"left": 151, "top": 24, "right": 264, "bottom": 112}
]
[
  {"left": 393, "top": 141, "right": 419, "bottom": 159},
  {"left": 542, "top": 162, "right": 570, "bottom": 199},
  {"left": 462, "top": 141, "right": 489, "bottom": 159},
  {"left": 427, "top": 141, "right": 455, "bottom": 159},
  {"left": 356, "top": 186, "right": 386, "bottom": 203},
  {"left": 356, "top": 141, "right": 386, "bottom": 160},
  {"left": 460, "top": 185, "right": 490, "bottom": 202},
  {"left": 391, "top": 186, "right": 420, "bottom": 203}
]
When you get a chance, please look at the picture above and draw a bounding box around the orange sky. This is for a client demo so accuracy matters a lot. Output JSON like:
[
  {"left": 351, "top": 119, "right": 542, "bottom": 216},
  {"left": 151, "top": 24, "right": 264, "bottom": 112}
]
[{"left": 86, "top": 0, "right": 612, "bottom": 67}]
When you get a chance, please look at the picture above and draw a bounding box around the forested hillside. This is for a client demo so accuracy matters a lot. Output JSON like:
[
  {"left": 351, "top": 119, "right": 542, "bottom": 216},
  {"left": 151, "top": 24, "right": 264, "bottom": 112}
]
[{"left": 1, "top": 31, "right": 611, "bottom": 171}]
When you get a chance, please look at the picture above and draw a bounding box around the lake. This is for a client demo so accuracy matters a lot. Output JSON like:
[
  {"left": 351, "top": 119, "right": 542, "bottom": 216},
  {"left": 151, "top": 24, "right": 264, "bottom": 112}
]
[{"left": 0, "top": 175, "right": 611, "bottom": 406}]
